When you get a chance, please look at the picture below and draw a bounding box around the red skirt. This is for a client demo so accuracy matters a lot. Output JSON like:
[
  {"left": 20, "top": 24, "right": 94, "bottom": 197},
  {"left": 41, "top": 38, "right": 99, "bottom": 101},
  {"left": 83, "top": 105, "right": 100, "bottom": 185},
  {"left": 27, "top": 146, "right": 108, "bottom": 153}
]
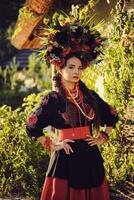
[{"left": 40, "top": 176, "right": 109, "bottom": 200}]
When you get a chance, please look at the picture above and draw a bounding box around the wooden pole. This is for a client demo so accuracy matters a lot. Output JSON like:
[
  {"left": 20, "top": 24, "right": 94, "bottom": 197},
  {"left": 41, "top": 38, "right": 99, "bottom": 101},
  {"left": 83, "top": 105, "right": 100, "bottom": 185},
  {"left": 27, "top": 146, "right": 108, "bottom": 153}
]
[{"left": 11, "top": 0, "right": 54, "bottom": 49}]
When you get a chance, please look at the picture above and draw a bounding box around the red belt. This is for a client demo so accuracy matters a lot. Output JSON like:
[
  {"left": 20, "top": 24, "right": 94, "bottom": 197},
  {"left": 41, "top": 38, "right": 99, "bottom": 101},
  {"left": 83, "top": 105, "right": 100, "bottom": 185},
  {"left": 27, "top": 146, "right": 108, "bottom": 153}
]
[{"left": 58, "top": 126, "right": 91, "bottom": 140}]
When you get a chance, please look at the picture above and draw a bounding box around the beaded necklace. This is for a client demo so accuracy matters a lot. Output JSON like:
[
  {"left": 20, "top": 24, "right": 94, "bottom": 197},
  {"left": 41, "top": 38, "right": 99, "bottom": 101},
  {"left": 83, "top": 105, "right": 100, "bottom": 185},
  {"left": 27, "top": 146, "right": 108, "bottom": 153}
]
[{"left": 63, "top": 84, "right": 95, "bottom": 121}]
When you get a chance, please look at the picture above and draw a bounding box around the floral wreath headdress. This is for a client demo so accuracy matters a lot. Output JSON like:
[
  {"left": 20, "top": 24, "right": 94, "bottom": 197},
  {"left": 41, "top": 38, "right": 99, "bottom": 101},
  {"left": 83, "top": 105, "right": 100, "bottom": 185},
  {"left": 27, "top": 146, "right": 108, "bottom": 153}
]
[{"left": 41, "top": 9, "right": 105, "bottom": 69}]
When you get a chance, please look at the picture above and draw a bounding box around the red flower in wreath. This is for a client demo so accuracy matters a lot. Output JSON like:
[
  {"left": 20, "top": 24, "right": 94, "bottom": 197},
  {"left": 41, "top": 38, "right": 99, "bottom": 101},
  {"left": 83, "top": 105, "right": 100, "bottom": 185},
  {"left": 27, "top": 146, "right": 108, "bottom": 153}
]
[
  {"left": 48, "top": 34, "right": 54, "bottom": 40},
  {"left": 82, "top": 45, "right": 90, "bottom": 51},
  {"left": 48, "top": 45, "right": 53, "bottom": 52},
  {"left": 27, "top": 113, "right": 38, "bottom": 128},
  {"left": 52, "top": 58, "right": 65, "bottom": 68},
  {"left": 95, "top": 39, "right": 102, "bottom": 45},
  {"left": 62, "top": 47, "right": 71, "bottom": 56}
]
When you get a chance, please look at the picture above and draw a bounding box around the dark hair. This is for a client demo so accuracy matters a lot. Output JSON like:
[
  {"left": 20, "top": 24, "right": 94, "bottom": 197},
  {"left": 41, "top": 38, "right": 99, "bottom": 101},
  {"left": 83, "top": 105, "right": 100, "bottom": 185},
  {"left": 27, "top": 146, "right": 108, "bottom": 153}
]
[{"left": 53, "top": 72, "right": 100, "bottom": 130}]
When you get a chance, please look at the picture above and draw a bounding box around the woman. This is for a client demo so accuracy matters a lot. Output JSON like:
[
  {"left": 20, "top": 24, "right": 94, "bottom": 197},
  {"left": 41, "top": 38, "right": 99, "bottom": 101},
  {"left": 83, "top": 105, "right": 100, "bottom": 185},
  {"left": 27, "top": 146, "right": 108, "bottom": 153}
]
[{"left": 26, "top": 24, "right": 118, "bottom": 200}]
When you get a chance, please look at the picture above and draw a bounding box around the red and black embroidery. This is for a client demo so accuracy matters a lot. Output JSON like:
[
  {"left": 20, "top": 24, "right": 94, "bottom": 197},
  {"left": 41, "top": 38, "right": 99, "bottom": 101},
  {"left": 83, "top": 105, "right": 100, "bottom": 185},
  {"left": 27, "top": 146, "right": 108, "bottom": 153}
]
[
  {"left": 61, "top": 112, "right": 69, "bottom": 121},
  {"left": 41, "top": 96, "right": 49, "bottom": 105},
  {"left": 27, "top": 113, "right": 38, "bottom": 128},
  {"left": 58, "top": 110, "right": 70, "bottom": 124},
  {"left": 35, "top": 107, "right": 42, "bottom": 116},
  {"left": 41, "top": 92, "right": 58, "bottom": 106},
  {"left": 51, "top": 92, "right": 58, "bottom": 99},
  {"left": 84, "top": 104, "right": 95, "bottom": 119}
]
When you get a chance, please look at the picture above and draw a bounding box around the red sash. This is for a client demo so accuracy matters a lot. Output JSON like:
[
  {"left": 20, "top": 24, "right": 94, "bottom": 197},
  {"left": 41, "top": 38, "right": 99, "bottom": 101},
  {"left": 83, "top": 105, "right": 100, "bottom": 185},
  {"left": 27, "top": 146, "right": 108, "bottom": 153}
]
[{"left": 58, "top": 126, "right": 91, "bottom": 140}]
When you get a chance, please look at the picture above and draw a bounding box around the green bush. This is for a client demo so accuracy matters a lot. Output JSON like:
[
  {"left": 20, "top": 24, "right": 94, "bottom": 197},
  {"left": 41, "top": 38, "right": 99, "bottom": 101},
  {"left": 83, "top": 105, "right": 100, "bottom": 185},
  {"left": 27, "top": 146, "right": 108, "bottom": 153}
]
[
  {"left": 95, "top": 4, "right": 133, "bottom": 187},
  {"left": 82, "top": 2, "right": 134, "bottom": 189},
  {"left": 0, "top": 91, "right": 51, "bottom": 198}
]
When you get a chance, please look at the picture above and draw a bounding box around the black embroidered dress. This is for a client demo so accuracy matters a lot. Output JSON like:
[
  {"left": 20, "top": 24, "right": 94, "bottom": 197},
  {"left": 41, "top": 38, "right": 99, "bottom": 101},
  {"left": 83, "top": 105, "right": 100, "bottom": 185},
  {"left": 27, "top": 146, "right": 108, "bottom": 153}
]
[{"left": 26, "top": 85, "right": 118, "bottom": 200}]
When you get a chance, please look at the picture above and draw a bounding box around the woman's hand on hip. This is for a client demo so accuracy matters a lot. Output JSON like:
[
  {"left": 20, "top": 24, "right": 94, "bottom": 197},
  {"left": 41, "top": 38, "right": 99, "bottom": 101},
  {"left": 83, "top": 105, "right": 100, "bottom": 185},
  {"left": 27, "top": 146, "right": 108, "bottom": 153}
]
[
  {"left": 85, "top": 135, "right": 106, "bottom": 146},
  {"left": 51, "top": 139, "right": 75, "bottom": 154}
]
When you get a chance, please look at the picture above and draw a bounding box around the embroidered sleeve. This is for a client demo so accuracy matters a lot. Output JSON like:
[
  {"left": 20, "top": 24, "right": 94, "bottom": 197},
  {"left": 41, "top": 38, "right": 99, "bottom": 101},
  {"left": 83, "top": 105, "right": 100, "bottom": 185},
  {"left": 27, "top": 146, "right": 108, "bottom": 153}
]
[
  {"left": 26, "top": 91, "right": 58, "bottom": 139},
  {"left": 93, "top": 91, "right": 119, "bottom": 127}
]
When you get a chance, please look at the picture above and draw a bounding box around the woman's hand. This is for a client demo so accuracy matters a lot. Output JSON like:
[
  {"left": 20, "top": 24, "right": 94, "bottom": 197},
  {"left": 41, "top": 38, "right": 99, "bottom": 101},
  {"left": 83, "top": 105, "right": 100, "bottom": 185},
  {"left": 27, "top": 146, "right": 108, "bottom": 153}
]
[
  {"left": 85, "top": 135, "right": 106, "bottom": 146},
  {"left": 51, "top": 139, "right": 75, "bottom": 154},
  {"left": 37, "top": 136, "right": 74, "bottom": 154}
]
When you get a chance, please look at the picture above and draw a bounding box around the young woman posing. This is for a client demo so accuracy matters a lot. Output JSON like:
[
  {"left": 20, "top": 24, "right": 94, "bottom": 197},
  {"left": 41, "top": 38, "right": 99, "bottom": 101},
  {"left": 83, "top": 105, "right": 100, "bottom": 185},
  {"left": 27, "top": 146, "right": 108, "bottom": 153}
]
[{"left": 26, "top": 24, "right": 118, "bottom": 200}]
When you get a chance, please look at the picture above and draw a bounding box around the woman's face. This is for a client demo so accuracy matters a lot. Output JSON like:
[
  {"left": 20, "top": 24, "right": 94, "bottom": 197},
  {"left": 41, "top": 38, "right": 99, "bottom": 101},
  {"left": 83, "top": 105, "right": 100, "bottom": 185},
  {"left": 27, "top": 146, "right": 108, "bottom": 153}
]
[{"left": 60, "top": 57, "right": 83, "bottom": 84}]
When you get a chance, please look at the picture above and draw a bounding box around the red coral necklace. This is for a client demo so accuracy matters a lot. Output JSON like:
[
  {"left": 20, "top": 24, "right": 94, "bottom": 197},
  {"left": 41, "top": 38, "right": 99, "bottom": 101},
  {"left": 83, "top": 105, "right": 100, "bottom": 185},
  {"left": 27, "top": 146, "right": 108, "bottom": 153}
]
[{"left": 63, "top": 83, "right": 95, "bottom": 121}]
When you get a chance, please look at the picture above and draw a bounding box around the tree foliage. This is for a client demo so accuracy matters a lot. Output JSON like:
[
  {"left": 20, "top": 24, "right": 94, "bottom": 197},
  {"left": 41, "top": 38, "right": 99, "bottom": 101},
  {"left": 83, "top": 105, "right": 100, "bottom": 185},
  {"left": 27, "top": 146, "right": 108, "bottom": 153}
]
[
  {"left": 95, "top": 1, "right": 134, "bottom": 186},
  {"left": 0, "top": 53, "right": 51, "bottom": 108}
]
